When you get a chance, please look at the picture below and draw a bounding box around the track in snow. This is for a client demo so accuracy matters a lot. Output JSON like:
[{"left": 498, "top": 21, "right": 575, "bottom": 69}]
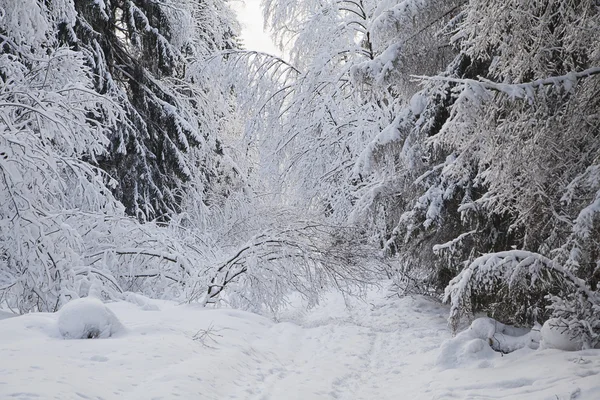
[
  {"left": 227, "top": 293, "right": 449, "bottom": 400},
  {"left": 1, "top": 286, "right": 599, "bottom": 399}
]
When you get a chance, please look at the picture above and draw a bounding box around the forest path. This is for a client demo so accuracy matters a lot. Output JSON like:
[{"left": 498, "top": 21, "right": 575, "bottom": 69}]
[
  {"left": 2, "top": 285, "right": 599, "bottom": 399},
  {"left": 223, "top": 291, "right": 450, "bottom": 400}
]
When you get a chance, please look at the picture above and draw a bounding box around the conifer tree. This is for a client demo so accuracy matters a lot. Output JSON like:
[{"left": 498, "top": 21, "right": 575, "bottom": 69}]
[{"left": 57, "top": 0, "right": 239, "bottom": 220}]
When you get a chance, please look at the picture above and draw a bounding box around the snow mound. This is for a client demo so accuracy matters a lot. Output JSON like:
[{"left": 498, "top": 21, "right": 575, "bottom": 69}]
[
  {"left": 540, "top": 318, "right": 583, "bottom": 351},
  {"left": 0, "top": 310, "right": 16, "bottom": 320},
  {"left": 123, "top": 292, "right": 160, "bottom": 311},
  {"left": 437, "top": 331, "right": 496, "bottom": 370},
  {"left": 58, "top": 298, "right": 125, "bottom": 339},
  {"left": 437, "top": 317, "right": 540, "bottom": 369}
]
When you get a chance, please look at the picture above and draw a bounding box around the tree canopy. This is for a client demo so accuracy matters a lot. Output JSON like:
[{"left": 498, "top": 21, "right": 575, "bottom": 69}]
[{"left": 1, "top": 0, "right": 599, "bottom": 347}]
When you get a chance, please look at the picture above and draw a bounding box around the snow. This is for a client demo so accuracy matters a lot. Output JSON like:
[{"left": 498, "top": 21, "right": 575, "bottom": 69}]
[
  {"left": 437, "top": 318, "right": 540, "bottom": 370},
  {"left": 0, "top": 310, "right": 16, "bottom": 320},
  {"left": 57, "top": 297, "right": 126, "bottom": 339},
  {"left": 1, "top": 287, "right": 599, "bottom": 399},
  {"left": 409, "top": 93, "right": 427, "bottom": 116},
  {"left": 541, "top": 318, "right": 585, "bottom": 352}
]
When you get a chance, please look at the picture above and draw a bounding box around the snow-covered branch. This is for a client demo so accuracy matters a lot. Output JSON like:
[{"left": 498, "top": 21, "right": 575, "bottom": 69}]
[
  {"left": 413, "top": 67, "right": 600, "bottom": 100},
  {"left": 444, "top": 250, "right": 599, "bottom": 347}
]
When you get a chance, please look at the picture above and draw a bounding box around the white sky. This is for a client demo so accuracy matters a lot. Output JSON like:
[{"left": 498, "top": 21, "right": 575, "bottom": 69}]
[{"left": 231, "top": 0, "right": 281, "bottom": 56}]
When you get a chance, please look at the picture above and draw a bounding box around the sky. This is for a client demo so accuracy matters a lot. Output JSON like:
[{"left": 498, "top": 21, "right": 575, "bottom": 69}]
[{"left": 231, "top": 0, "right": 281, "bottom": 56}]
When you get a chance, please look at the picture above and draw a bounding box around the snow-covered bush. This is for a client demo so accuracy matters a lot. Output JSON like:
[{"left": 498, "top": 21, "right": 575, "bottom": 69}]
[
  {"left": 437, "top": 317, "right": 540, "bottom": 369},
  {"left": 539, "top": 318, "right": 585, "bottom": 351},
  {"left": 444, "top": 251, "right": 600, "bottom": 348},
  {"left": 546, "top": 293, "right": 600, "bottom": 350},
  {"left": 58, "top": 298, "right": 125, "bottom": 339}
]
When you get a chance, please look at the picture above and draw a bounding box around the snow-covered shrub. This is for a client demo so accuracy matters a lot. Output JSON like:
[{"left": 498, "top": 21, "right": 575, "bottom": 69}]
[
  {"left": 437, "top": 317, "right": 540, "bottom": 369},
  {"left": 122, "top": 292, "right": 160, "bottom": 311},
  {"left": 546, "top": 293, "right": 600, "bottom": 350},
  {"left": 444, "top": 251, "right": 597, "bottom": 333},
  {"left": 539, "top": 318, "right": 585, "bottom": 351},
  {"left": 58, "top": 298, "right": 125, "bottom": 339},
  {"left": 444, "top": 250, "right": 600, "bottom": 350}
]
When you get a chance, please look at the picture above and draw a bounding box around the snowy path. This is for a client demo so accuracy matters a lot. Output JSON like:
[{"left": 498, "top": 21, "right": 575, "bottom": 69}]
[
  {"left": 223, "top": 294, "right": 448, "bottom": 399},
  {"left": 1, "top": 288, "right": 599, "bottom": 399}
]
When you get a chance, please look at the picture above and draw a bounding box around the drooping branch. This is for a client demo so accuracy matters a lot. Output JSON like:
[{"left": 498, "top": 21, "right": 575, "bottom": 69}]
[
  {"left": 198, "top": 224, "right": 381, "bottom": 306},
  {"left": 444, "top": 250, "right": 598, "bottom": 333},
  {"left": 214, "top": 50, "right": 301, "bottom": 75}
]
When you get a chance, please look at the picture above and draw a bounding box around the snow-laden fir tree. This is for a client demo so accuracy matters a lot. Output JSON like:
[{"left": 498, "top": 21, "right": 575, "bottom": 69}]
[
  {"left": 55, "top": 0, "right": 240, "bottom": 220},
  {"left": 350, "top": 0, "right": 600, "bottom": 343},
  {"left": 0, "top": 0, "right": 126, "bottom": 311}
]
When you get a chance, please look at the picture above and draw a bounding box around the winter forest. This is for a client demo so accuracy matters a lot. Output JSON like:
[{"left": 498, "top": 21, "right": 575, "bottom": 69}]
[{"left": 1, "top": 0, "right": 600, "bottom": 398}]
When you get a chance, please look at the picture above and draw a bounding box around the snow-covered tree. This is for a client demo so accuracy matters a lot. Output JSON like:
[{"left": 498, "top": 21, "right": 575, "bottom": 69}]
[
  {"left": 249, "top": 0, "right": 600, "bottom": 339},
  {"left": 180, "top": 194, "right": 379, "bottom": 312},
  {"left": 247, "top": 0, "right": 396, "bottom": 219},
  {"left": 0, "top": 0, "right": 126, "bottom": 311},
  {"left": 386, "top": 0, "right": 600, "bottom": 338},
  {"left": 346, "top": 0, "right": 473, "bottom": 289},
  {"left": 55, "top": 0, "right": 240, "bottom": 220},
  {"left": 0, "top": 0, "right": 245, "bottom": 311}
]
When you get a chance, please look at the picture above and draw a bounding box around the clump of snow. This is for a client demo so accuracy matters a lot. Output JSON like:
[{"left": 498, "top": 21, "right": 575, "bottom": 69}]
[
  {"left": 540, "top": 318, "right": 583, "bottom": 351},
  {"left": 437, "top": 327, "right": 497, "bottom": 369},
  {"left": 409, "top": 93, "right": 427, "bottom": 116},
  {"left": 122, "top": 292, "right": 160, "bottom": 311},
  {"left": 437, "top": 317, "right": 540, "bottom": 369},
  {"left": 57, "top": 298, "right": 125, "bottom": 339},
  {"left": 350, "top": 43, "right": 402, "bottom": 87}
]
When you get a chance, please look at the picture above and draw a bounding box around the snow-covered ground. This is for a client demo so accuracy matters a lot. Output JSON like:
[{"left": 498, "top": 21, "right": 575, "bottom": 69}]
[{"left": 1, "top": 286, "right": 599, "bottom": 400}]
